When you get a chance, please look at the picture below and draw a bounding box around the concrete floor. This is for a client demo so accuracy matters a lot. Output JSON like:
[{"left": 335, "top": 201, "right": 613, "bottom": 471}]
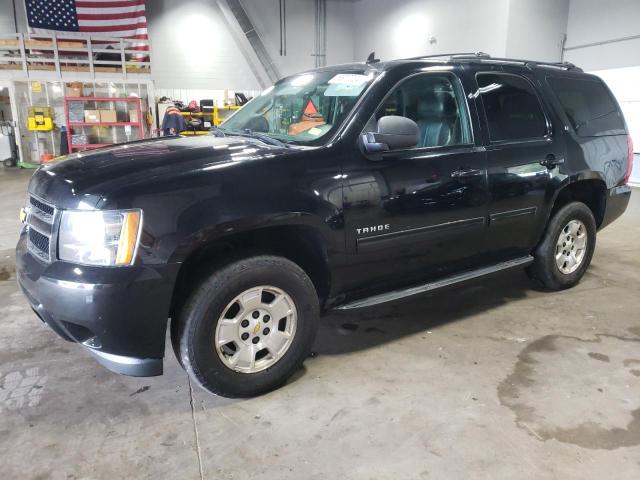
[{"left": 1, "top": 167, "right": 639, "bottom": 479}]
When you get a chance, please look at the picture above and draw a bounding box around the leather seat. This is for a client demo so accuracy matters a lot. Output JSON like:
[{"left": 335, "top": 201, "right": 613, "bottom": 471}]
[{"left": 416, "top": 94, "right": 459, "bottom": 147}]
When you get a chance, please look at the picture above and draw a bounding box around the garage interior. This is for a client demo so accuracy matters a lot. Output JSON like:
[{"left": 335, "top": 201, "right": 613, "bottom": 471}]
[{"left": 1, "top": 0, "right": 639, "bottom": 478}]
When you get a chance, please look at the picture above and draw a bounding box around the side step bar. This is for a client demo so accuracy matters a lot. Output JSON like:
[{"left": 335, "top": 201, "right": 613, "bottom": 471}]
[{"left": 334, "top": 256, "right": 534, "bottom": 310}]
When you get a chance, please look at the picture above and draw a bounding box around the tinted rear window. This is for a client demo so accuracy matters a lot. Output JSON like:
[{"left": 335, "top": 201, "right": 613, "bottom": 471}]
[
  {"left": 547, "top": 76, "right": 626, "bottom": 137},
  {"left": 476, "top": 73, "right": 547, "bottom": 142}
]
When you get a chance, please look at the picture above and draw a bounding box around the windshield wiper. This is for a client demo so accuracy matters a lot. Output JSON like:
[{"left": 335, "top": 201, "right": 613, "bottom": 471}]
[
  {"left": 574, "top": 110, "right": 618, "bottom": 133},
  {"left": 231, "top": 129, "right": 289, "bottom": 148}
]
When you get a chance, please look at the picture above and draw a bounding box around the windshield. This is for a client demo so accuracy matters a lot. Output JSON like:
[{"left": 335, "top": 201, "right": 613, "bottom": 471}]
[{"left": 219, "top": 69, "right": 378, "bottom": 145}]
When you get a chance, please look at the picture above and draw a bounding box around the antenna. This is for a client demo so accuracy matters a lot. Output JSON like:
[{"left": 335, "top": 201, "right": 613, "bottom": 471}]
[{"left": 366, "top": 51, "right": 380, "bottom": 64}]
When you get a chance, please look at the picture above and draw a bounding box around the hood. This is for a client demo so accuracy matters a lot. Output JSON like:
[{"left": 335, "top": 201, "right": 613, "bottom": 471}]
[{"left": 28, "top": 135, "right": 293, "bottom": 209}]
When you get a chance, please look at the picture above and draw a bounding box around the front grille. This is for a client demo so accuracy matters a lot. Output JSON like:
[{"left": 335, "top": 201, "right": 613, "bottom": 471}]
[
  {"left": 29, "top": 228, "right": 50, "bottom": 253},
  {"left": 26, "top": 195, "right": 56, "bottom": 262},
  {"left": 29, "top": 196, "right": 55, "bottom": 216}
]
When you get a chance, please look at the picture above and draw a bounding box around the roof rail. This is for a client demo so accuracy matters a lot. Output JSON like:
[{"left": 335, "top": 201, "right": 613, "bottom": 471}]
[
  {"left": 405, "top": 52, "right": 583, "bottom": 72},
  {"left": 404, "top": 51, "right": 490, "bottom": 61},
  {"left": 481, "top": 55, "right": 583, "bottom": 72}
]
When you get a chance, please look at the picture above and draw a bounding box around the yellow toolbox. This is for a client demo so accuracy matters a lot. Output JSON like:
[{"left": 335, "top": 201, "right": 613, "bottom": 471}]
[{"left": 27, "top": 106, "right": 54, "bottom": 131}]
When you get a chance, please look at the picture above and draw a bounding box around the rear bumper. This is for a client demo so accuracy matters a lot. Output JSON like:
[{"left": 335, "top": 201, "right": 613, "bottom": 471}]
[
  {"left": 16, "top": 230, "right": 180, "bottom": 377},
  {"left": 599, "top": 185, "right": 632, "bottom": 230}
]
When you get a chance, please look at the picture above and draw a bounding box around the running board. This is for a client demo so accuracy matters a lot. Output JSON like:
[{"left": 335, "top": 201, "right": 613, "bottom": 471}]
[{"left": 334, "top": 256, "right": 534, "bottom": 310}]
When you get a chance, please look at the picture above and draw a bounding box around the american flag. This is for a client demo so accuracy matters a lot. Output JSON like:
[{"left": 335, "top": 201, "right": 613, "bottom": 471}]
[{"left": 25, "top": 0, "right": 149, "bottom": 55}]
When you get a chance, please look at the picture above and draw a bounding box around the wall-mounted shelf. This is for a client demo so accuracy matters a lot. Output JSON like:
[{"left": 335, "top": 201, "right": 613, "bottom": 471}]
[
  {"left": 0, "top": 33, "right": 150, "bottom": 80},
  {"left": 64, "top": 96, "right": 144, "bottom": 102}
]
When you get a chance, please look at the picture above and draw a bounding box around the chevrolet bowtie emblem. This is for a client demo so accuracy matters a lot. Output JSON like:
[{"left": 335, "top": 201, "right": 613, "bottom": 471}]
[
  {"left": 253, "top": 323, "right": 261, "bottom": 334},
  {"left": 19, "top": 208, "right": 27, "bottom": 223}
]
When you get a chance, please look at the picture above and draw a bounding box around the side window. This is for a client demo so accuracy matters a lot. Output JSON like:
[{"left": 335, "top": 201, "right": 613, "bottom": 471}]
[
  {"left": 373, "top": 73, "right": 471, "bottom": 148},
  {"left": 547, "top": 76, "right": 626, "bottom": 137},
  {"left": 476, "top": 73, "right": 547, "bottom": 142}
]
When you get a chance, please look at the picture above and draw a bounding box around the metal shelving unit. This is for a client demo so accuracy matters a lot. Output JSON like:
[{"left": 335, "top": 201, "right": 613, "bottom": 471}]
[
  {"left": 178, "top": 106, "right": 241, "bottom": 135},
  {"left": 63, "top": 96, "right": 143, "bottom": 152}
]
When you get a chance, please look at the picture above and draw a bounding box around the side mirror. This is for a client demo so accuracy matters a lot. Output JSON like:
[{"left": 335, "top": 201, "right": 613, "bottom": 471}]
[{"left": 361, "top": 116, "right": 419, "bottom": 160}]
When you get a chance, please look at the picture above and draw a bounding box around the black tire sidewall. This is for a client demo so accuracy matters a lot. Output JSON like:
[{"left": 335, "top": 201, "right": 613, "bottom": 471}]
[
  {"left": 533, "top": 202, "right": 596, "bottom": 289},
  {"left": 179, "top": 256, "right": 319, "bottom": 397}
]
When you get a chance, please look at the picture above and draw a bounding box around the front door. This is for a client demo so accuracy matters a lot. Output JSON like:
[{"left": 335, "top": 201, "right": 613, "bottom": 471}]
[{"left": 339, "top": 71, "right": 489, "bottom": 295}]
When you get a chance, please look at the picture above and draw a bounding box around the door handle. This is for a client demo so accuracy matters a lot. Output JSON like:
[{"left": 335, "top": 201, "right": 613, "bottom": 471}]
[
  {"left": 540, "top": 154, "right": 565, "bottom": 169},
  {"left": 451, "top": 168, "right": 482, "bottom": 179}
]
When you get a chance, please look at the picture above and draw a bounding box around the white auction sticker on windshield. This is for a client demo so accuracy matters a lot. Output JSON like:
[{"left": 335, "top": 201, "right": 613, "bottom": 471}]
[{"left": 328, "top": 74, "right": 370, "bottom": 85}]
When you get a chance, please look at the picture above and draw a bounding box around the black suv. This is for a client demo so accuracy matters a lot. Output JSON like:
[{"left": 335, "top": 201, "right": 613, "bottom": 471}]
[{"left": 16, "top": 53, "right": 633, "bottom": 397}]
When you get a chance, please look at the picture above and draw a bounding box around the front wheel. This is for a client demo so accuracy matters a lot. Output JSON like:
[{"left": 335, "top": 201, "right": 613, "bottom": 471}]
[
  {"left": 528, "top": 201, "right": 596, "bottom": 290},
  {"left": 175, "top": 255, "right": 319, "bottom": 397}
]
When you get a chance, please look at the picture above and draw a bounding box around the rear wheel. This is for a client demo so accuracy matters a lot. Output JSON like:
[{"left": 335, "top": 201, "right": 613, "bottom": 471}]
[
  {"left": 528, "top": 201, "right": 596, "bottom": 290},
  {"left": 175, "top": 255, "right": 319, "bottom": 397}
]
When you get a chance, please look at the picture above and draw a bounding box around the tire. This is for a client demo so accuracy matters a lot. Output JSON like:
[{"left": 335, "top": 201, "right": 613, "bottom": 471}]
[
  {"left": 175, "top": 255, "right": 319, "bottom": 397},
  {"left": 528, "top": 201, "right": 596, "bottom": 291}
]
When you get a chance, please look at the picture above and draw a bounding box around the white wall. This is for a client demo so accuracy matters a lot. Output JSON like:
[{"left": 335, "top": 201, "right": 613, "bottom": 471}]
[
  {"left": 0, "top": 0, "right": 17, "bottom": 34},
  {"left": 0, "top": 0, "right": 16, "bottom": 34},
  {"left": 1, "top": 0, "right": 28, "bottom": 34},
  {"left": 147, "top": 0, "right": 260, "bottom": 91},
  {"left": 242, "top": 0, "right": 356, "bottom": 78},
  {"left": 149, "top": 0, "right": 357, "bottom": 90},
  {"left": 0, "top": 1, "right": 13, "bottom": 33},
  {"left": 326, "top": 0, "right": 357, "bottom": 66},
  {"left": 3, "top": 0, "right": 639, "bottom": 93},
  {"left": 564, "top": 0, "right": 640, "bottom": 183},
  {"left": 505, "top": 0, "right": 569, "bottom": 62},
  {"left": 351, "top": 0, "right": 511, "bottom": 61},
  {"left": 564, "top": 0, "right": 640, "bottom": 71},
  {"left": 592, "top": 66, "right": 640, "bottom": 153},
  {"left": 147, "top": 0, "right": 357, "bottom": 92}
]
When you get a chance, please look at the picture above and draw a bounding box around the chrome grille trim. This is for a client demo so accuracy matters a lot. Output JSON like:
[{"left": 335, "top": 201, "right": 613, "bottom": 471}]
[{"left": 26, "top": 194, "right": 57, "bottom": 262}]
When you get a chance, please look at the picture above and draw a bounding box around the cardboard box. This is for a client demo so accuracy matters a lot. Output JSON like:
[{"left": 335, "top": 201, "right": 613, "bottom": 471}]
[
  {"left": 99, "top": 110, "right": 117, "bottom": 123},
  {"left": 66, "top": 82, "right": 83, "bottom": 97},
  {"left": 128, "top": 109, "right": 139, "bottom": 123},
  {"left": 84, "top": 110, "right": 100, "bottom": 123}
]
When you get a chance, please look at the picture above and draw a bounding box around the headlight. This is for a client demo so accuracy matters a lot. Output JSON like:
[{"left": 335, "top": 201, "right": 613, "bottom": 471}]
[{"left": 58, "top": 210, "right": 142, "bottom": 266}]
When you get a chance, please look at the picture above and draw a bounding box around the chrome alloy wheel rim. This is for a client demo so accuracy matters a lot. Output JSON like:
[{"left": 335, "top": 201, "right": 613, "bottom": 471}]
[
  {"left": 555, "top": 219, "right": 587, "bottom": 275},
  {"left": 214, "top": 286, "right": 297, "bottom": 374}
]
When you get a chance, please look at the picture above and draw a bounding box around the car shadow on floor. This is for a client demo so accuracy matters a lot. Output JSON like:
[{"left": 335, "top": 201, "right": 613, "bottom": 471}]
[{"left": 312, "top": 269, "right": 534, "bottom": 356}]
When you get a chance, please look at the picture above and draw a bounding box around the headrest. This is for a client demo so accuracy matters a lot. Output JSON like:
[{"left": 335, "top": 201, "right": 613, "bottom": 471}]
[{"left": 416, "top": 93, "right": 457, "bottom": 118}]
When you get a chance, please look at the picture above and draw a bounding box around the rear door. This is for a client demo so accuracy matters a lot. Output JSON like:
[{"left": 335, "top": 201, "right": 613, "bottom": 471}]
[
  {"left": 472, "top": 68, "right": 563, "bottom": 261},
  {"left": 339, "top": 69, "right": 490, "bottom": 294}
]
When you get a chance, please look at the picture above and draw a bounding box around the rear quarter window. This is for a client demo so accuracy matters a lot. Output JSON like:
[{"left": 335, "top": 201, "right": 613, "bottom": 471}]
[{"left": 547, "top": 76, "right": 626, "bottom": 137}]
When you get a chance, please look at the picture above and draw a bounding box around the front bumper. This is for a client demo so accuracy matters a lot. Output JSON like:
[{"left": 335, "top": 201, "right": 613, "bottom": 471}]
[
  {"left": 16, "top": 230, "right": 180, "bottom": 377},
  {"left": 600, "top": 185, "right": 632, "bottom": 230}
]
